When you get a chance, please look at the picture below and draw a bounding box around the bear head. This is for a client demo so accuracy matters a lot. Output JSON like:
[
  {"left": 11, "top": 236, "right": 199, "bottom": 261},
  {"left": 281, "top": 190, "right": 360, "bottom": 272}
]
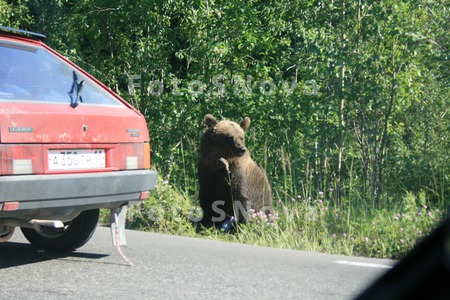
[{"left": 203, "top": 114, "right": 251, "bottom": 158}]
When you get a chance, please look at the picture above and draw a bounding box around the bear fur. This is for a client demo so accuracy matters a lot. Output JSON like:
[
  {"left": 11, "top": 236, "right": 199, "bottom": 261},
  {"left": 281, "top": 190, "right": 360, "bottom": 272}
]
[{"left": 198, "top": 114, "right": 273, "bottom": 228}]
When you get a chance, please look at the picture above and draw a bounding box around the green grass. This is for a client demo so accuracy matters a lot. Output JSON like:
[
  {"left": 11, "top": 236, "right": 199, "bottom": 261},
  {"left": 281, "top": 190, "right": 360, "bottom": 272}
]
[{"left": 101, "top": 177, "right": 445, "bottom": 259}]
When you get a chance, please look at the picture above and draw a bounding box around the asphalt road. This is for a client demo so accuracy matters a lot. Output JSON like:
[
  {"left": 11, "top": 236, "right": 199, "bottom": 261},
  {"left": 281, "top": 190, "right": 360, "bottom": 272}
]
[{"left": 0, "top": 227, "right": 395, "bottom": 299}]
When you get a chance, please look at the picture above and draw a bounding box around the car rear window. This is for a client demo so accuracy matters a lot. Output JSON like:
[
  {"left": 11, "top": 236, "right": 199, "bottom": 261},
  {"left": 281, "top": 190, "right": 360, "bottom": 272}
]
[{"left": 0, "top": 39, "right": 122, "bottom": 106}]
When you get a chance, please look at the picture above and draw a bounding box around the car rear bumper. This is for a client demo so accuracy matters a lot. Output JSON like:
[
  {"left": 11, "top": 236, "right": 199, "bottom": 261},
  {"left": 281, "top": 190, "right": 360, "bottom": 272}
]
[{"left": 0, "top": 170, "right": 158, "bottom": 219}]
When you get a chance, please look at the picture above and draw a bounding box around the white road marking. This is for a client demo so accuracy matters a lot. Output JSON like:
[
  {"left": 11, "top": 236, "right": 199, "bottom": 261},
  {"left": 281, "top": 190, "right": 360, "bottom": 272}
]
[{"left": 335, "top": 260, "right": 393, "bottom": 269}]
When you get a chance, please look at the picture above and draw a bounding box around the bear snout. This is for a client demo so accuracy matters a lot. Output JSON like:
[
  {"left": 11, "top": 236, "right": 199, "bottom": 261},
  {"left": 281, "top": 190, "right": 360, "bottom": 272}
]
[{"left": 237, "top": 146, "right": 247, "bottom": 156}]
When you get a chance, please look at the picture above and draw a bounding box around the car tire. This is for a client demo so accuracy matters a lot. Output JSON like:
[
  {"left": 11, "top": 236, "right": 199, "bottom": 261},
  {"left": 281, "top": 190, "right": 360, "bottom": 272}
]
[
  {"left": 21, "top": 209, "right": 99, "bottom": 251},
  {"left": 0, "top": 227, "right": 15, "bottom": 242}
]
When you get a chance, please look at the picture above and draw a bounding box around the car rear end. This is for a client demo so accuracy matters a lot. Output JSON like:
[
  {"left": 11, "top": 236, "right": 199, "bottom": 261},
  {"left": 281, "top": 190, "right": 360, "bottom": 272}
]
[{"left": 0, "top": 27, "right": 157, "bottom": 250}]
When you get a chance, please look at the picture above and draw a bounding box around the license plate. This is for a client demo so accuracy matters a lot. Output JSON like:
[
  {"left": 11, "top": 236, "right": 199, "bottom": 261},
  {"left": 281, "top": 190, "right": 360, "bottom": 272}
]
[{"left": 48, "top": 149, "right": 106, "bottom": 170}]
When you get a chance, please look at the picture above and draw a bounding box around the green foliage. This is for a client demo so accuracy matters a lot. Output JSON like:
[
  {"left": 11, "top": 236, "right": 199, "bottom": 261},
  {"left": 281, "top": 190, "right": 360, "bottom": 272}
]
[
  {"left": 0, "top": 0, "right": 33, "bottom": 27},
  {"left": 126, "top": 178, "right": 199, "bottom": 235},
  {"left": 102, "top": 181, "right": 443, "bottom": 259},
  {"left": 240, "top": 190, "right": 444, "bottom": 259}
]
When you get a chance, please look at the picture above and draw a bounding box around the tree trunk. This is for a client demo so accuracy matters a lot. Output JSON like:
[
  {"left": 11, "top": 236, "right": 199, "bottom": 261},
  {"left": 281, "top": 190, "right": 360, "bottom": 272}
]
[{"left": 336, "top": 0, "right": 346, "bottom": 204}]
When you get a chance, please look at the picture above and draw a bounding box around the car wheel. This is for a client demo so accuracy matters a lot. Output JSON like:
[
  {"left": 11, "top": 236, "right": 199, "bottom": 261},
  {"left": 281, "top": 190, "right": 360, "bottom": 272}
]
[
  {"left": 0, "top": 227, "right": 15, "bottom": 242},
  {"left": 21, "top": 209, "right": 99, "bottom": 251}
]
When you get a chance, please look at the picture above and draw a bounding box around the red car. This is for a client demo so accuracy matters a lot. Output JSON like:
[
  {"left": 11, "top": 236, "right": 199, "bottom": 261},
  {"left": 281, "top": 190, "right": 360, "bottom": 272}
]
[{"left": 0, "top": 27, "right": 157, "bottom": 251}]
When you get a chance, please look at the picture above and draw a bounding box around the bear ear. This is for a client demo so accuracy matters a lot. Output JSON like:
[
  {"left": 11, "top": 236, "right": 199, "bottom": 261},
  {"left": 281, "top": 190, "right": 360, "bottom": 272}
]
[
  {"left": 240, "top": 117, "right": 251, "bottom": 131},
  {"left": 205, "top": 114, "right": 218, "bottom": 128}
]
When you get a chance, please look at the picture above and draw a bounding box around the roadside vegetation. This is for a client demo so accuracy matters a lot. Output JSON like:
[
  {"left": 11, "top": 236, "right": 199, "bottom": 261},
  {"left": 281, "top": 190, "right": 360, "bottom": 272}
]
[
  {"left": 116, "top": 171, "right": 444, "bottom": 259},
  {"left": 3, "top": 0, "right": 448, "bottom": 258}
]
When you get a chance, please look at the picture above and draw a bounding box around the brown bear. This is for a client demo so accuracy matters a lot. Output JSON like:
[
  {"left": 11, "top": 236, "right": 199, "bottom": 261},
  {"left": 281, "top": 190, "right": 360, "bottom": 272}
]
[{"left": 198, "top": 114, "right": 273, "bottom": 228}]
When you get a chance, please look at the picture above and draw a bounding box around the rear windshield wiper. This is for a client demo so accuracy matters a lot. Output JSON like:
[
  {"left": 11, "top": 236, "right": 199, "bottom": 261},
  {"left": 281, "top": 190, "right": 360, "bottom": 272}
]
[{"left": 68, "top": 71, "right": 85, "bottom": 108}]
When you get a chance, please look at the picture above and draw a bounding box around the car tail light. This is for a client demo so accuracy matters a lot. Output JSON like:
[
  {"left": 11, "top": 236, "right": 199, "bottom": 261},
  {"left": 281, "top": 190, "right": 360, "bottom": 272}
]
[
  {"left": 126, "top": 156, "right": 138, "bottom": 169},
  {"left": 123, "top": 142, "right": 151, "bottom": 170},
  {"left": 143, "top": 142, "right": 151, "bottom": 169},
  {"left": 0, "top": 145, "right": 44, "bottom": 175},
  {"left": 108, "top": 143, "right": 151, "bottom": 171},
  {"left": 13, "top": 159, "right": 33, "bottom": 174}
]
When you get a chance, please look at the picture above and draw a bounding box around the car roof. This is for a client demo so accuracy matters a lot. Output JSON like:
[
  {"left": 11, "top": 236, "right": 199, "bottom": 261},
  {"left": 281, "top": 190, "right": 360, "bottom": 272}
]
[{"left": 0, "top": 26, "right": 46, "bottom": 41}]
